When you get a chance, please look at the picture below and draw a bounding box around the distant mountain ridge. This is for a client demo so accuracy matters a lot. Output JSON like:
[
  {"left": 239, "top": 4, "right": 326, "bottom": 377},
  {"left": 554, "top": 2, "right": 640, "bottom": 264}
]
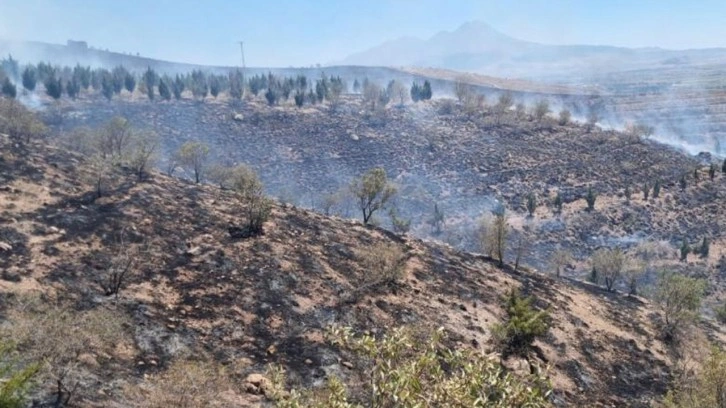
[{"left": 338, "top": 20, "right": 726, "bottom": 79}]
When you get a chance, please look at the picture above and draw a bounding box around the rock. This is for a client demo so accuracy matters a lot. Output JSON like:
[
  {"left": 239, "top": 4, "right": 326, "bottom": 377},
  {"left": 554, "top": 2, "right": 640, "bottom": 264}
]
[
  {"left": 233, "top": 113, "right": 244, "bottom": 122},
  {"left": 184, "top": 246, "right": 201, "bottom": 257},
  {"left": 350, "top": 133, "right": 360, "bottom": 141},
  {"left": 0, "top": 242, "right": 11, "bottom": 252},
  {"left": 342, "top": 361, "right": 354, "bottom": 369},
  {"left": 243, "top": 373, "right": 270, "bottom": 395},
  {"left": 305, "top": 359, "right": 313, "bottom": 365}
]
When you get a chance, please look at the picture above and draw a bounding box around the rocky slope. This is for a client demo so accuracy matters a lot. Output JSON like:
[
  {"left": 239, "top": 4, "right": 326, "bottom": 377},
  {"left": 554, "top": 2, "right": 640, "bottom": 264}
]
[{"left": 2, "top": 131, "right": 725, "bottom": 406}]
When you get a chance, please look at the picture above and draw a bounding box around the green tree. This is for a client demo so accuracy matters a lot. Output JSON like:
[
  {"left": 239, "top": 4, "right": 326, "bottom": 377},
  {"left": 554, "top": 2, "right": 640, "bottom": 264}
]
[
  {"left": 350, "top": 167, "right": 396, "bottom": 225},
  {"left": 172, "top": 75, "right": 185, "bottom": 100},
  {"left": 124, "top": 73, "right": 135, "bottom": 93},
  {"left": 680, "top": 174, "right": 687, "bottom": 191},
  {"left": 1, "top": 78, "right": 16, "bottom": 98},
  {"left": 44, "top": 75, "right": 63, "bottom": 100},
  {"left": 265, "top": 88, "right": 278, "bottom": 106},
  {"left": 421, "top": 80, "right": 432, "bottom": 100},
  {"left": 699, "top": 237, "right": 710, "bottom": 258},
  {"left": 142, "top": 67, "right": 157, "bottom": 101},
  {"left": 624, "top": 184, "right": 632, "bottom": 202},
  {"left": 178, "top": 141, "right": 210, "bottom": 183},
  {"left": 100, "top": 74, "right": 114, "bottom": 101},
  {"left": 654, "top": 271, "right": 706, "bottom": 342},
  {"left": 553, "top": 191, "right": 563, "bottom": 213},
  {"left": 209, "top": 75, "right": 221, "bottom": 98},
  {"left": 478, "top": 212, "right": 509, "bottom": 267},
  {"left": 428, "top": 203, "right": 445, "bottom": 235},
  {"left": 65, "top": 79, "right": 80, "bottom": 99},
  {"left": 158, "top": 78, "right": 171, "bottom": 101},
  {"left": 680, "top": 239, "right": 691, "bottom": 262},
  {"left": 591, "top": 248, "right": 627, "bottom": 292},
  {"left": 709, "top": 163, "right": 717, "bottom": 180},
  {"left": 21, "top": 66, "right": 36, "bottom": 91},
  {"left": 643, "top": 182, "right": 650, "bottom": 201},
  {"left": 229, "top": 70, "right": 243, "bottom": 100},
  {"left": 526, "top": 192, "right": 537, "bottom": 217},
  {"left": 229, "top": 165, "right": 271, "bottom": 236},
  {"left": 492, "top": 289, "right": 551, "bottom": 358},
  {"left": 722, "top": 158, "right": 726, "bottom": 174},
  {"left": 653, "top": 180, "right": 661, "bottom": 198},
  {"left": 585, "top": 187, "right": 596, "bottom": 211},
  {"left": 294, "top": 91, "right": 304, "bottom": 107}
]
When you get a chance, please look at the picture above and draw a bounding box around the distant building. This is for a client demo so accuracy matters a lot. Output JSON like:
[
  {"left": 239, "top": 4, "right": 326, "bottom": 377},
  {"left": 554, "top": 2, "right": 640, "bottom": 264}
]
[{"left": 67, "top": 40, "right": 88, "bottom": 51}]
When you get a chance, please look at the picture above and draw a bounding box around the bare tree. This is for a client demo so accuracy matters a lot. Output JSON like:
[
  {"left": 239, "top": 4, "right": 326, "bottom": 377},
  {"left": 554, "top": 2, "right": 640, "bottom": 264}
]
[
  {"left": 477, "top": 212, "right": 509, "bottom": 267},
  {"left": 454, "top": 79, "right": 472, "bottom": 104},
  {"left": 549, "top": 248, "right": 572, "bottom": 278},
  {"left": 129, "top": 130, "right": 159, "bottom": 180},
  {"left": 590, "top": 248, "right": 627, "bottom": 292}
]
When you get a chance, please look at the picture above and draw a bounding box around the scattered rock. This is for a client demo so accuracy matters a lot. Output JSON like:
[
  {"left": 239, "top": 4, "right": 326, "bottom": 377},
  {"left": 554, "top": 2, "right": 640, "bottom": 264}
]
[{"left": 243, "top": 373, "right": 270, "bottom": 395}]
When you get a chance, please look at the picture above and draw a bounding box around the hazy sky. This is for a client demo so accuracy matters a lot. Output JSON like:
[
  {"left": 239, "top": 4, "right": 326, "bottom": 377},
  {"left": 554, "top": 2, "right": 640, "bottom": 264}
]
[{"left": 1, "top": 0, "right": 725, "bottom": 67}]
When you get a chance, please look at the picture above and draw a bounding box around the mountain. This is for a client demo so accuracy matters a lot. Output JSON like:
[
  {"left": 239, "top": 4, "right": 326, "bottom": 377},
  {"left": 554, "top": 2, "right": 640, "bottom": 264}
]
[{"left": 339, "top": 20, "right": 726, "bottom": 78}]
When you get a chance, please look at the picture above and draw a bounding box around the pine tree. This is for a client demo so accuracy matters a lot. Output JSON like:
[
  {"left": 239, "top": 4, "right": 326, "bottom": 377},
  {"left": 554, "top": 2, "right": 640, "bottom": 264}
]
[
  {"left": 172, "top": 75, "right": 185, "bottom": 100},
  {"left": 422, "top": 80, "right": 432, "bottom": 100},
  {"left": 209, "top": 75, "right": 220, "bottom": 98},
  {"left": 585, "top": 187, "right": 596, "bottom": 211},
  {"left": 680, "top": 174, "right": 687, "bottom": 191},
  {"left": 553, "top": 191, "right": 563, "bottom": 213},
  {"left": 352, "top": 78, "right": 360, "bottom": 93},
  {"left": 642, "top": 182, "right": 650, "bottom": 201},
  {"left": 65, "top": 79, "right": 80, "bottom": 99},
  {"left": 142, "top": 67, "right": 157, "bottom": 101},
  {"left": 526, "top": 192, "right": 537, "bottom": 217},
  {"left": 1, "top": 77, "right": 16, "bottom": 98},
  {"left": 680, "top": 239, "right": 691, "bottom": 262},
  {"left": 45, "top": 75, "right": 63, "bottom": 100},
  {"left": 709, "top": 163, "right": 716, "bottom": 180},
  {"left": 124, "top": 73, "right": 136, "bottom": 93},
  {"left": 652, "top": 180, "right": 661, "bottom": 198},
  {"left": 21, "top": 66, "right": 37, "bottom": 91},
  {"left": 699, "top": 237, "right": 710, "bottom": 258},
  {"left": 410, "top": 81, "right": 422, "bottom": 102},
  {"left": 722, "top": 158, "right": 726, "bottom": 174},
  {"left": 100, "top": 74, "right": 114, "bottom": 101},
  {"left": 624, "top": 185, "right": 631, "bottom": 202},
  {"left": 158, "top": 78, "right": 171, "bottom": 101},
  {"left": 294, "top": 91, "right": 304, "bottom": 107}
]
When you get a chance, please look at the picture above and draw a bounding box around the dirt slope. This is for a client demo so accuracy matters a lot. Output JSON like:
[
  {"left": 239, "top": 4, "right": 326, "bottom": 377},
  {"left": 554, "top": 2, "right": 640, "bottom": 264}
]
[{"left": 0, "top": 134, "right": 716, "bottom": 407}]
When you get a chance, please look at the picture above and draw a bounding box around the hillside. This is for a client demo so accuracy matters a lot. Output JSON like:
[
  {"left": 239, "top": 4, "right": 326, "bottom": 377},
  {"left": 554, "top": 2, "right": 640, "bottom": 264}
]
[{"left": 1, "top": 124, "right": 720, "bottom": 406}]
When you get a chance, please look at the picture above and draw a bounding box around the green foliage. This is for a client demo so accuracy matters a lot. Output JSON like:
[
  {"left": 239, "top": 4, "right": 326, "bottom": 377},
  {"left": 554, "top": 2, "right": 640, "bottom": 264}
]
[
  {"left": 428, "top": 203, "right": 445, "bottom": 234},
  {"left": 265, "top": 88, "right": 278, "bottom": 106},
  {"left": 268, "top": 326, "right": 551, "bottom": 408},
  {"left": 44, "top": 75, "right": 63, "bottom": 100},
  {"left": 229, "top": 70, "right": 243, "bottom": 100},
  {"left": 350, "top": 167, "right": 396, "bottom": 225},
  {"left": 142, "top": 67, "right": 157, "bottom": 101},
  {"left": 1, "top": 78, "right": 16, "bottom": 99},
  {"left": 533, "top": 99, "right": 550, "bottom": 120},
  {"left": 158, "top": 79, "right": 171, "bottom": 101},
  {"left": 124, "top": 72, "right": 135, "bottom": 93},
  {"left": 388, "top": 207, "right": 411, "bottom": 234},
  {"left": 0, "top": 98, "right": 47, "bottom": 143},
  {"left": 680, "top": 239, "right": 691, "bottom": 262},
  {"left": 699, "top": 237, "right": 710, "bottom": 258},
  {"left": 558, "top": 109, "right": 571, "bottom": 125},
  {"left": 101, "top": 73, "right": 114, "bottom": 101},
  {"left": 21, "top": 66, "right": 36, "bottom": 91},
  {"left": 653, "top": 180, "right": 661, "bottom": 198},
  {"left": 410, "top": 80, "right": 432, "bottom": 102},
  {"left": 664, "top": 346, "right": 726, "bottom": 408},
  {"left": 643, "top": 182, "right": 650, "bottom": 201},
  {"left": 229, "top": 165, "right": 271, "bottom": 235},
  {"left": 653, "top": 271, "right": 706, "bottom": 342},
  {"left": 0, "top": 341, "right": 39, "bottom": 408},
  {"left": 590, "top": 248, "right": 627, "bottom": 292},
  {"left": 553, "top": 191, "right": 563, "bottom": 213},
  {"left": 65, "top": 79, "right": 80, "bottom": 100},
  {"left": 492, "top": 289, "right": 551, "bottom": 358},
  {"left": 585, "top": 187, "right": 596, "bottom": 211},
  {"left": 716, "top": 303, "right": 726, "bottom": 324},
  {"left": 178, "top": 140, "right": 210, "bottom": 183},
  {"left": 526, "top": 192, "right": 537, "bottom": 217},
  {"left": 294, "top": 91, "right": 304, "bottom": 107},
  {"left": 191, "top": 70, "right": 208, "bottom": 100}
]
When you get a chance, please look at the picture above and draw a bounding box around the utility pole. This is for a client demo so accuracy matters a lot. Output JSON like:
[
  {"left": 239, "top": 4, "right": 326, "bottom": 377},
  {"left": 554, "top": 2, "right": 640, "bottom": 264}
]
[{"left": 238, "top": 41, "right": 246, "bottom": 76}]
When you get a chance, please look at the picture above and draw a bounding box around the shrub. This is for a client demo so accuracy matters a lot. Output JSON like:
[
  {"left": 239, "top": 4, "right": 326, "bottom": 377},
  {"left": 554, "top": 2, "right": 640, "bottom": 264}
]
[
  {"left": 361, "top": 242, "right": 406, "bottom": 286},
  {"left": 558, "top": 109, "right": 571, "bottom": 125},
  {"left": 643, "top": 182, "right": 650, "bottom": 201},
  {"left": 0, "top": 341, "right": 39, "bottom": 408},
  {"left": 653, "top": 180, "right": 661, "bottom": 198},
  {"left": 229, "top": 165, "right": 271, "bottom": 236},
  {"left": 549, "top": 248, "right": 572, "bottom": 278},
  {"left": 680, "top": 174, "right": 687, "bottom": 191},
  {"left": 492, "top": 289, "right": 551, "bottom": 358},
  {"left": 268, "top": 326, "right": 551, "bottom": 407},
  {"left": 388, "top": 207, "right": 411, "bottom": 234},
  {"left": 664, "top": 346, "right": 726, "bottom": 408},
  {"left": 653, "top": 271, "right": 706, "bottom": 342},
  {"left": 699, "top": 238, "right": 710, "bottom": 258},
  {"left": 716, "top": 304, "right": 726, "bottom": 324},
  {"left": 533, "top": 99, "right": 550, "bottom": 121}
]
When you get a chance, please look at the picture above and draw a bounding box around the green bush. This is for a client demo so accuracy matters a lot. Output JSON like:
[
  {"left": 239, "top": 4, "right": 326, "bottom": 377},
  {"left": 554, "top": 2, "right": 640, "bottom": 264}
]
[
  {"left": 664, "top": 346, "right": 726, "bottom": 408},
  {"left": 492, "top": 289, "right": 551, "bottom": 358},
  {"left": 268, "top": 326, "right": 551, "bottom": 408},
  {"left": 0, "top": 341, "right": 39, "bottom": 408}
]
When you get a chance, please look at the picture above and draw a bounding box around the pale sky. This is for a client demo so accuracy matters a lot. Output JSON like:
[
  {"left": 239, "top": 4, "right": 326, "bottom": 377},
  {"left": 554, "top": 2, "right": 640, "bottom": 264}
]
[{"left": 1, "top": 0, "right": 724, "bottom": 67}]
